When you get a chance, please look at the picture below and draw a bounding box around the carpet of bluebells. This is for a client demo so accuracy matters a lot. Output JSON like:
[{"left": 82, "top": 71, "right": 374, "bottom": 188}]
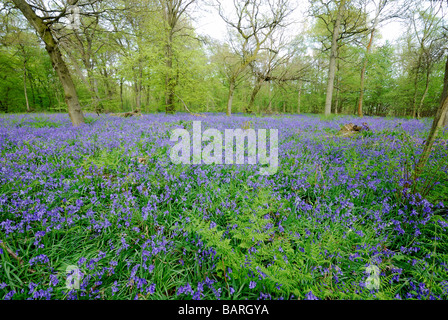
[{"left": 1, "top": 113, "right": 447, "bottom": 300}]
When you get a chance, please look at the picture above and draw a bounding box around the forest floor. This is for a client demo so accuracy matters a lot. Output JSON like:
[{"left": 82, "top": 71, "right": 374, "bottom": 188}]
[{"left": 0, "top": 112, "right": 447, "bottom": 300}]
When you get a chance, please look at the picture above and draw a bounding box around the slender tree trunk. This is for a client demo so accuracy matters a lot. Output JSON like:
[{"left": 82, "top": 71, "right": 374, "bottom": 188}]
[
  {"left": 29, "top": 73, "right": 36, "bottom": 108},
  {"left": 35, "top": 80, "right": 43, "bottom": 109},
  {"left": 146, "top": 85, "right": 151, "bottom": 109},
  {"left": 23, "top": 62, "right": 30, "bottom": 112},
  {"left": 417, "top": 68, "right": 431, "bottom": 119},
  {"left": 324, "top": 0, "right": 345, "bottom": 116},
  {"left": 62, "top": 44, "right": 89, "bottom": 86},
  {"left": 81, "top": 32, "right": 102, "bottom": 113},
  {"left": 297, "top": 80, "right": 302, "bottom": 114},
  {"left": 135, "top": 61, "right": 143, "bottom": 111},
  {"left": 268, "top": 81, "right": 273, "bottom": 113},
  {"left": 334, "top": 56, "right": 340, "bottom": 114},
  {"left": 134, "top": 76, "right": 141, "bottom": 111},
  {"left": 39, "top": 77, "right": 52, "bottom": 109},
  {"left": 246, "top": 77, "right": 263, "bottom": 114},
  {"left": 12, "top": 0, "right": 84, "bottom": 126},
  {"left": 20, "top": 45, "right": 31, "bottom": 112},
  {"left": 412, "top": 54, "right": 423, "bottom": 118},
  {"left": 100, "top": 67, "right": 113, "bottom": 100},
  {"left": 358, "top": 59, "right": 368, "bottom": 117},
  {"left": 358, "top": 23, "right": 377, "bottom": 117},
  {"left": 334, "top": 86, "right": 339, "bottom": 114},
  {"left": 227, "top": 80, "right": 235, "bottom": 116},
  {"left": 86, "top": 68, "right": 101, "bottom": 113},
  {"left": 358, "top": 3, "right": 382, "bottom": 118},
  {"left": 416, "top": 55, "right": 448, "bottom": 175},
  {"left": 120, "top": 77, "right": 124, "bottom": 112},
  {"left": 136, "top": 87, "right": 141, "bottom": 110},
  {"left": 165, "top": 33, "right": 175, "bottom": 114}
]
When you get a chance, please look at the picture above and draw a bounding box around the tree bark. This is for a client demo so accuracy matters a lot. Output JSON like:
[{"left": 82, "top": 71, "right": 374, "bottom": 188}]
[
  {"left": 324, "top": 0, "right": 345, "bottom": 116},
  {"left": 61, "top": 27, "right": 101, "bottom": 114},
  {"left": 29, "top": 72, "right": 36, "bottom": 107},
  {"left": 23, "top": 62, "right": 30, "bottom": 112},
  {"left": 334, "top": 84, "right": 339, "bottom": 114},
  {"left": 417, "top": 68, "right": 430, "bottom": 119},
  {"left": 268, "top": 81, "right": 273, "bottom": 113},
  {"left": 165, "top": 35, "right": 175, "bottom": 114},
  {"left": 134, "top": 59, "right": 143, "bottom": 111},
  {"left": 146, "top": 85, "right": 151, "bottom": 109},
  {"left": 334, "top": 55, "right": 340, "bottom": 114},
  {"left": 246, "top": 77, "right": 263, "bottom": 114},
  {"left": 227, "top": 80, "right": 235, "bottom": 116},
  {"left": 19, "top": 44, "right": 31, "bottom": 112},
  {"left": 416, "top": 55, "right": 448, "bottom": 175},
  {"left": 120, "top": 77, "right": 124, "bottom": 112},
  {"left": 442, "top": 108, "right": 448, "bottom": 127},
  {"left": 357, "top": 1, "right": 382, "bottom": 118},
  {"left": 412, "top": 54, "right": 423, "bottom": 118},
  {"left": 358, "top": 28, "right": 376, "bottom": 117},
  {"left": 87, "top": 69, "right": 100, "bottom": 113},
  {"left": 12, "top": 0, "right": 84, "bottom": 126},
  {"left": 297, "top": 80, "right": 302, "bottom": 114}
]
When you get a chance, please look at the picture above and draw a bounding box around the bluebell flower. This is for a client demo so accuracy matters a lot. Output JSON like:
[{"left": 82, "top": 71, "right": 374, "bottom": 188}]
[{"left": 304, "top": 291, "right": 319, "bottom": 300}]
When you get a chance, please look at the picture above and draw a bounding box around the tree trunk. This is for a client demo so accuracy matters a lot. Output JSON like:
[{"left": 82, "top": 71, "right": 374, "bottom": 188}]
[
  {"left": 358, "top": 29, "right": 376, "bottom": 117},
  {"left": 412, "top": 54, "right": 423, "bottom": 118},
  {"left": 334, "top": 86, "right": 339, "bottom": 114},
  {"left": 442, "top": 108, "right": 448, "bottom": 127},
  {"left": 23, "top": 62, "right": 30, "bottom": 112},
  {"left": 358, "top": 7, "right": 380, "bottom": 118},
  {"left": 39, "top": 77, "right": 52, "bottom": 109},
  {"left": 358, "top": 59, "right": 367, "bottom": 116},
  {"left": 12, "top": 0, "right": 84, "bottom": 126},
  {"left": 165, "top": 33, "right": 175, "bottom": 114},
  {"left": 146, "top": 85, "right": 151, "bottom": 109},
  {"left": 86, "top": 68, "right": 101, "bottom": 113},
  {"left": 417, "top": 68, "right": 430, "bottom": 119},
  {"left": 297, "top": 80, "right": 302, "bottom": 114},
  {"left": 227, "top": 80, "right": 235, "bottom": 116},
  {"left": 120, "top": 77, "right": 124, "bottom": 112},
  {"left": 334, "top": 56, "right": 340, "bottom": 114},
  {"left": 29, "top": 72, "right": 36, "bottom": 108},
  {"left": 268, "top": 81, "right": 273, "bottom": 113},
  {"left": 324, "top": 0, "right": 345, "bottom": 116},
  {"left": 100, "top": 67, "right": 113, "bottom": 100},
  {"left": 134, "top": 77, "right": 141, "bottom": 111},
  {"left": 135, "top": 60, "right": 143, "bottom": 111},
  {"left": 20, "top": 45, "right": 31, "bottom": 112},
  {"left": 416, "top": 55, "right": 448, "bottom": 175},
  {"left": 62, "top": 43, "right": 89, "bottom": 86},
  {"left": 246, "top": 77, "right": 263, "bottom": 113}
]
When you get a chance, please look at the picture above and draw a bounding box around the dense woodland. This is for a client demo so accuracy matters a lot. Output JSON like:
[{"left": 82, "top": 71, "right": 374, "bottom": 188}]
[{"left": 0, "top": 0, "right": 447, "bottom": 122}]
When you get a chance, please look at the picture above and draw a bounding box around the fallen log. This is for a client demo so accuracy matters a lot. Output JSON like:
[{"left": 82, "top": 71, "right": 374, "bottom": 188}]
[
  {"left": 109, "top": 109, "right": 142, "bottom": 118},
  {"left": 338, "top": 122, "right": 370, "bottom": 136}
]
